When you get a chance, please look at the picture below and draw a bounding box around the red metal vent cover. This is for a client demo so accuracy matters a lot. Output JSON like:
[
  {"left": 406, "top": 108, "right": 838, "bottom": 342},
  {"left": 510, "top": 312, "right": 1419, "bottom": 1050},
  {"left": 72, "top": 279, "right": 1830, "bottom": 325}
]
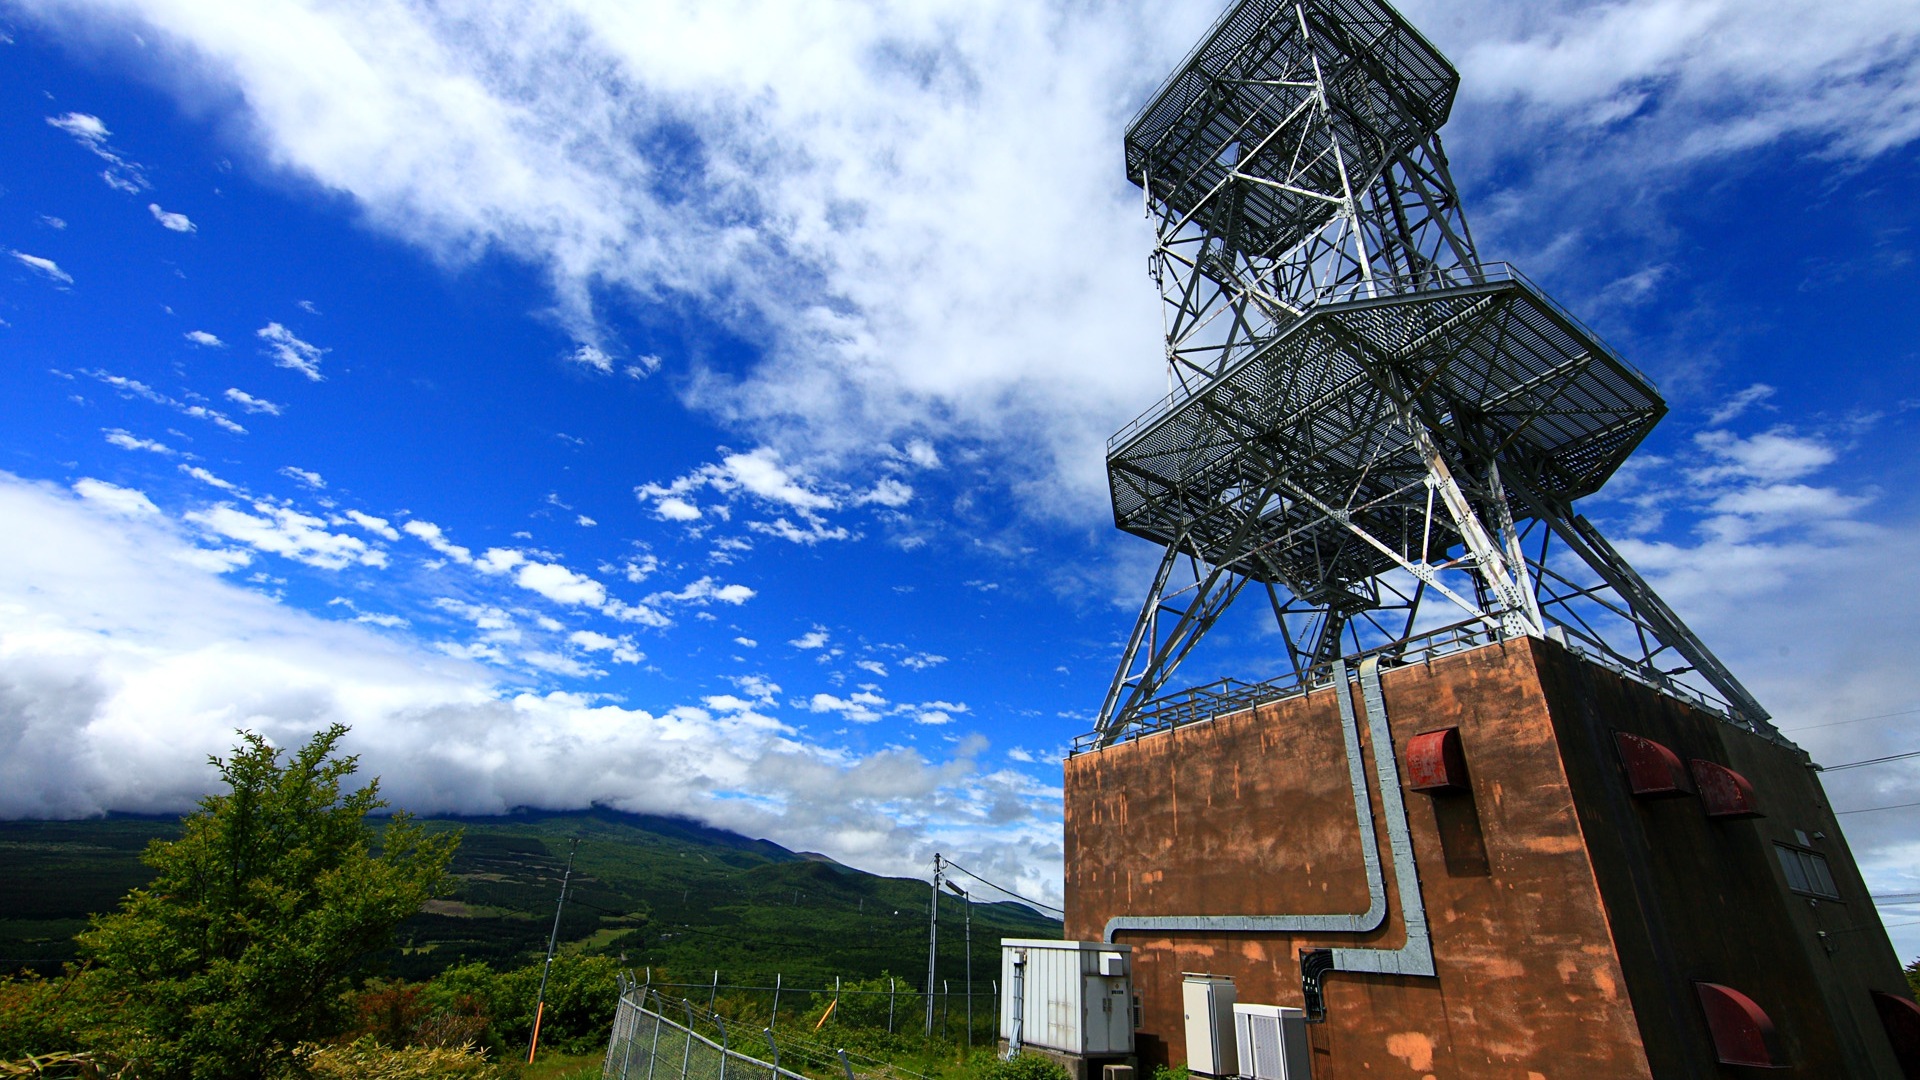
[
  {"left": 1614, "top": 732, "right": 1692, "bottom": 798},
  {"left": 1407, "top": 727, "right": 1468, "bottom": 793},
  {"left": 1696, "top": 982, "right": 1784, "bottom": 1068},
  {"left": 1872, "top": 990, "right": 1920, "bottom": 1078},
  {"left": 1690, "top": 759, "right": 1762, "bottom": 819}
]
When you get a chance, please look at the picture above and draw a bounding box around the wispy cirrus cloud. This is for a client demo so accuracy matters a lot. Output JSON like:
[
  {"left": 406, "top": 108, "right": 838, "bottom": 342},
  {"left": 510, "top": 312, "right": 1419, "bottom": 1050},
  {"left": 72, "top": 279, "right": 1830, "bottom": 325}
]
[
  {"left": 10, "top": 250, "right": 73, "bottom": 286},
  {"left": 257, "top": 322, "right": 327, "bottom": 380}
]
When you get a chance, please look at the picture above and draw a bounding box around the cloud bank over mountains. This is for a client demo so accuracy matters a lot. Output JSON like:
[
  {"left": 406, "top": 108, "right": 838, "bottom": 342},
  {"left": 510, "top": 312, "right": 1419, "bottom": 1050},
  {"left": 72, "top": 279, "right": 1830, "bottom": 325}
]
[{"left": 0, "top": 472, "right": 1062, "bottom": 898}]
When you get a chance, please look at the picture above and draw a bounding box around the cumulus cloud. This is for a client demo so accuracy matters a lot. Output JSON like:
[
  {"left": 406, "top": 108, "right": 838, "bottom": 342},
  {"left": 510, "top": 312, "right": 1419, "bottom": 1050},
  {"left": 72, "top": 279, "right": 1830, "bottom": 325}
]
[
  {"left": 636, "top": 448, "right": 851, "bottom": 539},
  {"left": 345, "top": 509, "right": 400, "bottom": 540},
  {"left": 790, "top": 626, "right": 830, "bottom": 650},
  {"left": 647, "top": 576, "right": 756, "bottom": 606},
  {"left": 256, "top": 322, "right": 327, "bottom": 380},
  {"left": 0, "top": 471, "right": 1061, "bottom": 895},
  {"left": 402, "top": 519, "right": 473, "bottom": 564},
  {"left": 186, "top": 501, "right": 387, "bottom": 570},
  {"left": 185, "top": 330, "right": 226, "bottom": 348},
  {"left": 148, "top": 203, "right": 196, "bottom": 232},
  {"left": 72, "top": 477, "right": 159, "bottom": 517}
]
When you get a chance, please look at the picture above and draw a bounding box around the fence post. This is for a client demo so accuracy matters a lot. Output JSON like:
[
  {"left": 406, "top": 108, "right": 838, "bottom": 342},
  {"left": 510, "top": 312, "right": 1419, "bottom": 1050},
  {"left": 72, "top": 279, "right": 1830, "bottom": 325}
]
[
  {"left": 619, "top": 993, "right": 640, "bottom": 1079},
  {"left": 771, "top": 972, "right": 782, "bottom": 1029},
  {"left": 837, "top": 1049, "right": 857, "bottom": 1080},
  {"left": 765, "top": 1026, "right": 781, "bottom": 1079},
  {"left": 888, "top": 977, "right": 896, "bottom": 1033},
  {"left": 682, "top": 1000, "right": 697, "bottom": 1080},
  {"left": 646, "top": 991, "right": 664, "bottom": 1080},
  {"left": 715, "top": 1012, "right": 730, "bottom": 1080},
  {"left": 711, "top": 970, "right": 721, "bottom": 1010},
  {"left": 943, "top": 979, "right": 949, "bottom": 1039}
]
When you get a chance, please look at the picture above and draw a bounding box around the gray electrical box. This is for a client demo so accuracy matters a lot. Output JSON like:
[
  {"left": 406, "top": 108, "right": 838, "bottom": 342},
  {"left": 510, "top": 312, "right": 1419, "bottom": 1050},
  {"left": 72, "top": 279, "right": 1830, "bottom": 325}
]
[{"left": 1181, "top": 973, "right": 1237, "bottom": 1076}]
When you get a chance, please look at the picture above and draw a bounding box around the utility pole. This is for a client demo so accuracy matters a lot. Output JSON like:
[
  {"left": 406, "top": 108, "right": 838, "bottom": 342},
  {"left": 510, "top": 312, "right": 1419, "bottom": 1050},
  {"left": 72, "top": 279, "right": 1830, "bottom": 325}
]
[
  {"left": 925, "top": 852, "right": 941, "bottom": 1036},
  {"left": 947, "top": 880, "right": 972, "bottom": 1047},
  {"left": 528, "top": 837, "right": 580, "bottom": 1064}
]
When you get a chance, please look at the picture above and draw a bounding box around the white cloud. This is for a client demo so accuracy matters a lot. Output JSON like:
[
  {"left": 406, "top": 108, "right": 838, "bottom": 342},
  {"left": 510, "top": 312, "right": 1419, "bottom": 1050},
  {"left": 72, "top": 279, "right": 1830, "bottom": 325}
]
[
  {"left": 10, "top": 250, "right": 72, "bottom": 286},
  {"left": 402, "top": 519, "right": 473, "bottom": 564},
  {"left": 40, "top": 215, "right": 68, "bottom": 230},
  {"left": 0, "top": 470, "right": 1059, "bottom": 898},
  {"left": 279, "top": 465, "right": 326, "bottom": 489},
  {"left": 72, "top": 478, "right": 159, "bottom": 517},
  {"left": 186, "top": 501, "right": 387, "bottom": 570},
  {"left": 83, "top": 369, "right": 247, "bottom": 435},
  {"left": 103, "top": 428, "right": 174, "bottom": 455},
  {"left": 185, "top": 330, "right": 226, "bottom": 348},
  {"left": 515, "top": 560, "right": 607, "bottom": 607},
  {"left": 790, "top": 626, "right": 830, "bottom": 650},
  {"left": 568, "top": 344, "right": 613, "bottom": 373},
  {"left": 899, "top": 652, "right": 947, "bottom": 671},
  {"left": 345, "top": 509, "right": 400, "bottom": 541},
  {"left": 625, "top": 354, "right": 662, "bottom": 379},
  {"left": 857, "top": 478, "right": 913, "bottom": 508},
  {"left": 569, "top": 629, "right": 642, "bottom": 664},
  {"left": 45, "top": 111, "right": 148, "bottom": 191},
  {"left": 473, "top": 547, "right": 526, "bottom": 575},
  {"left": 648, "top": 576, "right": 756, "bottom": 606},
  {"left": 224, "top": 387, "right": 282, "bottom": 415},
  {"left": 652, "top": 496, "right": 702, "bottom": 521},
  {"left": 256, "top": 322, "right": 327, "bottom": 381},
  {"left": 855, "top": 659, "right": 888, "bottom": 677},
  {"left": 808, "top": 690, "right": 887, "bottom": 724},
  {"left": 180, "top": 465, "right": 238, "bottom": 491},
  {"left": 147, "top": 203, "right": 197, "bottom": 232},
  {"left": 1707, "top": 383, "right": 1777, "bottom": 425},
  {"left": 734, "top": 636, "right": 758, "bottom": 648},
  {"left": 576, "top": 514, "right": 596, "bottom": 527}
]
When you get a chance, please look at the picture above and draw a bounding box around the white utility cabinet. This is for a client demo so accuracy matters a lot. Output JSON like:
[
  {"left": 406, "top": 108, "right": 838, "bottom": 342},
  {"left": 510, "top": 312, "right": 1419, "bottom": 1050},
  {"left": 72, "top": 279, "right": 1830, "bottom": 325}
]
[
  {"left": 1233, "top": 1004, "right": 1312, "bottom": 1080},
  {"left": 1181, "top": 974, "right": 1237, "bottom": 1076},
  {"left": 999, "top": 939, "right": 1134, "bottom": 1056}
]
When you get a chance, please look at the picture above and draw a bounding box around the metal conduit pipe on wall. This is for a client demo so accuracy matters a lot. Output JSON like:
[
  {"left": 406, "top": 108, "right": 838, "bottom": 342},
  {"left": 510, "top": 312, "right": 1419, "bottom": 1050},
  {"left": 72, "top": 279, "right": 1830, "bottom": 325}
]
[{"left": 1104, "top": 656, "right": 1434, "bottom": 1021}]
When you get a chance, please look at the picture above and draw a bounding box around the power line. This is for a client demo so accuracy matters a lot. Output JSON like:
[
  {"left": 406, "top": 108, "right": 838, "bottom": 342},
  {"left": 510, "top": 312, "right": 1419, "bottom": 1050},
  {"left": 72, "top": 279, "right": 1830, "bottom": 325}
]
[
  {"left": 941, "top": 859, "right": 1064, "bottom": 916},
  {"left": 1781, "top": 706, "right": 1920, "bottom": 734},
  {"left": 1821, "top": 749, "right": 1920, "bottom": 773},
  {"left": 1837, "top": 800, "right": 1920, "bottom": 816}
]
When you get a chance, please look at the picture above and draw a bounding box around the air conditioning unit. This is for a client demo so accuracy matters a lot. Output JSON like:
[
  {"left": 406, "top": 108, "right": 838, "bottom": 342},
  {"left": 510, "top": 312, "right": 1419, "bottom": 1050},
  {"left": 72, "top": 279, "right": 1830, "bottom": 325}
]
[{"left": 1233, "top": 1004, "right": 1311, "bottom": 1080}]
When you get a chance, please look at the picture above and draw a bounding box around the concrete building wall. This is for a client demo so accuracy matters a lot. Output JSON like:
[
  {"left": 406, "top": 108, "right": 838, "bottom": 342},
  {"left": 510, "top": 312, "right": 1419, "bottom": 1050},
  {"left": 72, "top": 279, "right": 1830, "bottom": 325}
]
[{"left": 1063, "top": 638, "right": 1912, "bottom": 1078}]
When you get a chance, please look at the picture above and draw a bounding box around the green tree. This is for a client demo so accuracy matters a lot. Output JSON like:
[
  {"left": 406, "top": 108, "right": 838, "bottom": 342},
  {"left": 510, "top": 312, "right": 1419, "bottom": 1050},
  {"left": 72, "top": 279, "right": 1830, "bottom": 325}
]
[
  {"left": 77, "top": 724, "right": 458, "bottom": 1078},
  {"left": 1907, "top": 956, "right": 1919, "bottom": 998}
]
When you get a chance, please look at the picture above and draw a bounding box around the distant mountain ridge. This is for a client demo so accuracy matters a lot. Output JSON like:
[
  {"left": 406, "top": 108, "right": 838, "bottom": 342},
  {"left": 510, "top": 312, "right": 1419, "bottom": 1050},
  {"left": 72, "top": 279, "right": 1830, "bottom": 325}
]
[{"left": 0, "top": 807, "right": 1061, "bottom": 983}]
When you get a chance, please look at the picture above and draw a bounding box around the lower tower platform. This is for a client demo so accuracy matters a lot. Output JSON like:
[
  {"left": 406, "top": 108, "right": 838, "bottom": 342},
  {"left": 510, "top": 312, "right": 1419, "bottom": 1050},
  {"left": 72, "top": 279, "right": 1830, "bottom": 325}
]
[{"left": 1064, "top": 638, "right": 1917, "bottom": 1078}]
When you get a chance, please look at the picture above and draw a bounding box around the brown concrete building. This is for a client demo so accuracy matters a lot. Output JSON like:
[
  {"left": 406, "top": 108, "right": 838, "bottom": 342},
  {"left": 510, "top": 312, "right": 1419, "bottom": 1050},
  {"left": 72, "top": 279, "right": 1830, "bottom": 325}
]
[{"left": 1064, "top": 638, "right": 1919, "bottom": 1078}]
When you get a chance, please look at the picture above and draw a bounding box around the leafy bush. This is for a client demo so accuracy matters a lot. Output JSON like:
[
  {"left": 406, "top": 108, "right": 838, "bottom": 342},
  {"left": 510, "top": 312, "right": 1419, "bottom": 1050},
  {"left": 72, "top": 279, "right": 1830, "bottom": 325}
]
[
  {"left": 422, "top": 955, "right": 622, "bottom": 1056},
  {"left": 76, "top": 726, "right": 458, "bottom": 1079},
  {"left": 1152, "top": 1064, "right": 1191, "bottom": 1080}
]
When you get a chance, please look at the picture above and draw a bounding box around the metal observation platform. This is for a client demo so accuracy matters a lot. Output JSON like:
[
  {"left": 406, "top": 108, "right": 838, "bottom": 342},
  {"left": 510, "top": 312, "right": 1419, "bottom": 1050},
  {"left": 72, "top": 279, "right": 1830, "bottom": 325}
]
[{"left": 1092, "top": 0, "right": 1782, "bottom": 748}]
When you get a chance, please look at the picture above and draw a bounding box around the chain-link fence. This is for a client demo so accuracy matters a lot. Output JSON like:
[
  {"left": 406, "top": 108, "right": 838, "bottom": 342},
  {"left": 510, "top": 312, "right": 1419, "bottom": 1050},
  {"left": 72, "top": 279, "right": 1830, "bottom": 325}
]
[{"left": 603, "top": 979, "right": 943, "bottom": 1080}]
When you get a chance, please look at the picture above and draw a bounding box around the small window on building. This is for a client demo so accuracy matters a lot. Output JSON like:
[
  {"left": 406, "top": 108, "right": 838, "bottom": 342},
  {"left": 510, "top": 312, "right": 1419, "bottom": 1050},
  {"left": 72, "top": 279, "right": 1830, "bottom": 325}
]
[
  {"left": 1774, "top": 842, "right": 1840, "bottom": 900},
  {"left": 1132, "top": 990, "right": 1143, "bottom": 1031}
]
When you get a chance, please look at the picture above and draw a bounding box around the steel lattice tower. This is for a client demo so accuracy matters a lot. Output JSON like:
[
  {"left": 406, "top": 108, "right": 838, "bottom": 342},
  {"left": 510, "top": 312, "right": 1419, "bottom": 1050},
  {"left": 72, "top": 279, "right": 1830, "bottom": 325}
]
[{"left": 1094, "top": 0, "right": 1782, "bottom": 747}]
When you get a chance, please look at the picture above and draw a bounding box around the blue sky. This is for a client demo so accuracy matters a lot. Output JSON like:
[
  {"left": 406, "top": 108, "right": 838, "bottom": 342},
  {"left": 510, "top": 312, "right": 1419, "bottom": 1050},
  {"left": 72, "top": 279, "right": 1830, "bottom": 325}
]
[{"left": 2, "top": 0, "right": 1919, "bottom": 952}]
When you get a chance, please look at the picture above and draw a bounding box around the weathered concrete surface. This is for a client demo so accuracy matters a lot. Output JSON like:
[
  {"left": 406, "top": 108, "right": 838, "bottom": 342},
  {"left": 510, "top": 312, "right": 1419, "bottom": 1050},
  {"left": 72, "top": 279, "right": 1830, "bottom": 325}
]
[{"left": 1064, "top": 638, "right": 1911, "bottom": 1078}]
